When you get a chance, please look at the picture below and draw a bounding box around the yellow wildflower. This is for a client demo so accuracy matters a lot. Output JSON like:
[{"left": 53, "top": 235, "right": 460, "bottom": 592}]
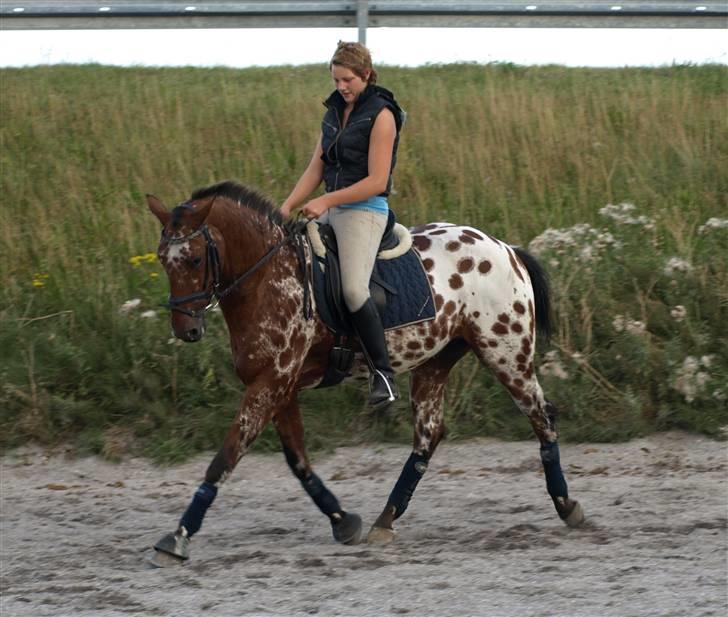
[
  {"left": 32, "top": 272, "right": 49, "bottom": 288},
  {"left": 129, "top": 252, "right": 158, "bottom": 267}
]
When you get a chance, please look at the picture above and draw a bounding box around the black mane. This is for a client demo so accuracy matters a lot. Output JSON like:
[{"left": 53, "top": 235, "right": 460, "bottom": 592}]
[{"left": 189, "top": 180, "right": 283, "bottom": 226}]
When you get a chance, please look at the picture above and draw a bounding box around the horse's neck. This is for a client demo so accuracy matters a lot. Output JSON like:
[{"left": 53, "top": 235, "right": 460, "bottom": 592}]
[
  {"left": 215, "top": 209, "right": 304, "bottom": 351},
  {"left": 212, "top": 203, "right": 285, "bottom": 278},
  {"left": 211, "top": 202, "right": 301, "bottom": 320}
]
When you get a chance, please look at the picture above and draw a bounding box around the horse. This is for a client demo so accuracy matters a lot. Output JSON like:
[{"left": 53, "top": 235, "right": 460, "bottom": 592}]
[{"left": 146, "top": 180, "right": 584, "bottom": 566}]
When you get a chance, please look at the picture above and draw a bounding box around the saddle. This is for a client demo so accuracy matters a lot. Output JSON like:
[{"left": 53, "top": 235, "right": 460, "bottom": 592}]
[{"left": 306, "top": 210, "right": 436, "bottom": 387}]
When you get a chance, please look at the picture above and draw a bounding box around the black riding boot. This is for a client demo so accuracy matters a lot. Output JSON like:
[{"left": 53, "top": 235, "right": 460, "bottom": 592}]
[{"left": 349, "top": 298, "right": 399, "bottom": 410}]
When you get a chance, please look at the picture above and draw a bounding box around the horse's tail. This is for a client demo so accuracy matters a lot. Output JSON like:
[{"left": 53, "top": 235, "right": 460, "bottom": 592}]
[{"left": 512, "top": 246, "right": 552, "bottom": 342}]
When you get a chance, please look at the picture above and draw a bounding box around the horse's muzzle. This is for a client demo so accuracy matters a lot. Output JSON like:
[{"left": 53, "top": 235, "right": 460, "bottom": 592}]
[{"left": 173, "top": 317, "right": 206, "bottom": 342}]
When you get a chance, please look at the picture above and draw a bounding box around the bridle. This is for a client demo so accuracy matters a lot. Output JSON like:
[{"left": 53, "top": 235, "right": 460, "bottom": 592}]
[
  {"left": 162, "top": 222, "right": 291, "bottom": 319},
  {"left": 161, "top": 210, "right": 310, "bottom": 320}
]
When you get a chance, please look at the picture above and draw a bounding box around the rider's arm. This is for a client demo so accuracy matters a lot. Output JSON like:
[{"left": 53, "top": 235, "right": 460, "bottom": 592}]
[{"left": 280, "top": 135, "right": 325, "bottom": 218}]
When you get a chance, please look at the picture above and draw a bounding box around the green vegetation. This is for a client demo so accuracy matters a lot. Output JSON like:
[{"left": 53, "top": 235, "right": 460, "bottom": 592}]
[{"left": 1, "top": 63, "right": 726, "bottom": 460}]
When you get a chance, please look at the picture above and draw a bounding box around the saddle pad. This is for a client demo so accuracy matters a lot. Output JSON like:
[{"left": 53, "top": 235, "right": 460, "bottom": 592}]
[
  {"left": 374, "top": 250, "right": 435, "bottom": 330},
  {"left": 310, "top": 243, "right": 436, "bottom": 334}
]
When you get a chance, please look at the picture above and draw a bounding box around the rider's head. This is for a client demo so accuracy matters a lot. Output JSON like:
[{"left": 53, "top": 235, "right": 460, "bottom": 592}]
[{"left": 330, "top": 41, "right": 377, "bottom": 104}]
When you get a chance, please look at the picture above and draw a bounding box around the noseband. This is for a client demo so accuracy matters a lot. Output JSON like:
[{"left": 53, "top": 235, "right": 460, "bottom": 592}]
[{"left": 162, "top": 222, "right": 293, "bottom": 319}]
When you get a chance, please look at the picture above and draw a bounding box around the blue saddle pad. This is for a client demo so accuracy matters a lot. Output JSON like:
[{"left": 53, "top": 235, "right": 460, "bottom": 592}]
[{"left": 373, "top": 250, "right": 436, "bottom": 330}]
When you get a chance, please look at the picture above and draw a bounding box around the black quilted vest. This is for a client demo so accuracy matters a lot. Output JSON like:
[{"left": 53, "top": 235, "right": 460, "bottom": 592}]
[{"left": 320, "top": 84, "right": 404, "bottom": 196}]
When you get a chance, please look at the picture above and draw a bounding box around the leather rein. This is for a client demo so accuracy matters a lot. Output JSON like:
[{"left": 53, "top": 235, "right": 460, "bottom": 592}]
[{"left": 162, "top": 217, "right": 310, "bottom": 320}]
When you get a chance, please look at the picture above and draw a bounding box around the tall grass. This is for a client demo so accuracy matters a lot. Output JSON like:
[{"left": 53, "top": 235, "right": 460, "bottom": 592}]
[{"left": 1, "top": 63, "right": 726, "bottom": 459}]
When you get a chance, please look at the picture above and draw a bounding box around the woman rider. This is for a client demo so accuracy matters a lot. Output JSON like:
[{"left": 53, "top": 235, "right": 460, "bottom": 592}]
[{"left": 280, "top": 41, "right": 405, "bottom": 410}]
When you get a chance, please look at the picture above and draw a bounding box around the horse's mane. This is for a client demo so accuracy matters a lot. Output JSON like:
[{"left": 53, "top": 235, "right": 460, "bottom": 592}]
[{"left": 189, "top": 180, "right": 283, "bottom": 226}]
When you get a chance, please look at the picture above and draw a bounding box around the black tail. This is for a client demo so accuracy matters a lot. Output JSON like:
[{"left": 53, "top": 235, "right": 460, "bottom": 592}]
[{"left": 512, "top": 246, "right": 552, "bottom": 342}]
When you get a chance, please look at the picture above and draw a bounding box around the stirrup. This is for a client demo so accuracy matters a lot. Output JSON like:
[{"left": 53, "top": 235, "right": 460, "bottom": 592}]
[{"left": 369, "top": 370, "right": 399, "bottom": 410}]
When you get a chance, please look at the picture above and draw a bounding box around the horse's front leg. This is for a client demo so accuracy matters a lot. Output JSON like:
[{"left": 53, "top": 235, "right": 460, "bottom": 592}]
[
  {"left": 151, "top": 382, "right": 280, "bottom": 566},
  {"left": 273, "top": 398, "right": 362, "bottom": 545}
]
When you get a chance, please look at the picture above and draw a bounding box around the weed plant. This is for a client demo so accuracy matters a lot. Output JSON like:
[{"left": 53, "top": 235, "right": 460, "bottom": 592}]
[{"left": 1, "top": 63, "right": 726, "bottom": 460}]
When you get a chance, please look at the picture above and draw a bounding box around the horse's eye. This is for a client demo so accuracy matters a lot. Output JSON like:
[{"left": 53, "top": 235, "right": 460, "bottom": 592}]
[{"left": 190, "top": 257, "right": 203, "bottom": 268}]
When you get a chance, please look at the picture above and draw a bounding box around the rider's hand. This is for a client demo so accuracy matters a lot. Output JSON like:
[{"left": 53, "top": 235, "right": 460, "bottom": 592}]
[
  {"left": 279, "top": 203, "right": 293, "bottom": 220},
  {"left": 301, "top": 196, "right": 330, "bottom": 220}
]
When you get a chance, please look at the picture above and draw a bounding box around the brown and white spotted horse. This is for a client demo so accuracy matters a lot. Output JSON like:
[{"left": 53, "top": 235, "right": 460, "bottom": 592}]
[{"left": 147, "top": 180, "right": 584, "bottom": 565}]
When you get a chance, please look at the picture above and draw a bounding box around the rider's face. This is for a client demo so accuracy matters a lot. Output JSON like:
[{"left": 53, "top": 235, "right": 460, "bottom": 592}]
[{"left": 331, "top": 64, "right": 370, "bottom": 105}]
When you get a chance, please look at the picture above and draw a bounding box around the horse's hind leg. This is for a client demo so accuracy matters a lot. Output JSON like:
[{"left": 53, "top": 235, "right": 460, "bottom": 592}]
[
  {"left": 523, "top": 396, "right": 584, "bottom": 526},
  {"left": 472, "top": 336, "right": 584, "bottom": 528},
  {"left": 534, "top": 399, "right": 585, "bottom": 527},
  {"left": 367, "top": 340, "right": 468, "bottom": 545},
  {"left": 273, "top": 399, "right": 362, "bottom": 545}
]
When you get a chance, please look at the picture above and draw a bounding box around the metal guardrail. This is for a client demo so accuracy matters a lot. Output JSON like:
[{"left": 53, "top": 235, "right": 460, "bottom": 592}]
[{"left": 1, "top": 1, "right": 726, "bottom": 34}]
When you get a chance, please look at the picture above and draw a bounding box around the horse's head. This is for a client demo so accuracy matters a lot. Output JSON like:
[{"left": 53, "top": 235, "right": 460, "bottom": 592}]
[{"left": 147, "top": 194, "right": 220, "bottom": 342}]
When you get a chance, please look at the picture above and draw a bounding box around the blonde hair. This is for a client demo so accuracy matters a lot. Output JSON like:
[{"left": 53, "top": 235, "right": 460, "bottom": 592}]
[{"left": 329, "top": 41, "right": 378, "bottom": 84}]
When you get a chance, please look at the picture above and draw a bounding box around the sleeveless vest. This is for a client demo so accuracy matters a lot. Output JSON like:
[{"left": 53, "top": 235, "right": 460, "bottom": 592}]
[{"left": 320, "top": 85, "right": 404, "bottom": 196}]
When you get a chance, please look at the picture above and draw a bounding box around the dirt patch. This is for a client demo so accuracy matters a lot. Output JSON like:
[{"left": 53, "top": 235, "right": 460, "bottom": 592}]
[{"left": 1, "top": 432, "right": 726, "bottom": 616}]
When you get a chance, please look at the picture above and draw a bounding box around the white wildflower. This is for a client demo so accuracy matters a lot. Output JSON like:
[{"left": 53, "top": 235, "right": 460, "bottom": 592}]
[
  {"left": 670, "top": 305, "right": 687, "bottom": 322},
  {"left": 579, "top": 245, "right": 595, "bottom": 261},
  {"left": 614, "top": 314, "right": 646, "bottom": 336},
  {"left": 683, "top": 356, "right": 700, "bottom": 373},
  {"left": 599, "top": 202, "right": 656, "bottom": 229},
  {"left": 698, "top": 217, "right": 728, "bottom": 235},
  {"left": 700, "top": 355, "right": 715, "bottom": 369},
  {"left": 695, "top": 372, "right": 710, "bottom": 390},
  {"left": 625, "top": 320, "right": 646, "bottom": 336},
  {"left": 140, "top": 310, "right": 157, "bottom": 319},
  {"left": 529, "top": 223, "right": 620, "bottom": 260},
  {"left": 663, "top": 257, "right": 693, "bottom": 277},
  {"left": 119, "top": 298, "right": 142, "bottom": 314},
  {"left": 672, "top": 356, "right": 712, "bottom": 403},
  {"left": 539, "top": 350, "right": 569, "bottom": 380},
  {"left": 599, "top": 202, "right": 635, "bottom": 220}
]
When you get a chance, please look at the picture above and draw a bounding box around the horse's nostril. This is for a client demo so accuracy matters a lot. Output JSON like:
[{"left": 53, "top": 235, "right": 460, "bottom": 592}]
[{"left": 187, "top": 328, "right": 199, "bottom": 340}]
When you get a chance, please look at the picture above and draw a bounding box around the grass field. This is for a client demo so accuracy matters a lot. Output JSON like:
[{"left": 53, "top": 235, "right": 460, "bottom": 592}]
[{"left": 1, "top": 63, "right": 726, "bottom": 460}]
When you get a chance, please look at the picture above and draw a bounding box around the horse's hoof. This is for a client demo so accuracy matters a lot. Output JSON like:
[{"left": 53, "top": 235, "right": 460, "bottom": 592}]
[
  {"left": 152, "top": 528, "right": 190, "bottom": 564},
  {"left": 367, "top": 525, "right": 396, "bottom": 545},
  {"left": 148, "top": 549, "right": 186, "bottom": 568},
  {"left": 332, "top": 512, "right": 362, "bottom": 545},
  {"left": 564, "top": 500, "right": 585, "bottom": 528}
]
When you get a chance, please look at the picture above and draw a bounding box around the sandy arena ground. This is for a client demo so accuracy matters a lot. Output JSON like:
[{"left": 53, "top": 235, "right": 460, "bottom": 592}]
[{"left": 1, "top": 431, "right": 726, "bottom": 617}]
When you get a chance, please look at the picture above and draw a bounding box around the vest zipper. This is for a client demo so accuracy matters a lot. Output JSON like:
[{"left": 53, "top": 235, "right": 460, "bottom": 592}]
[
  {"left": 324, "top": 108, "right": 342, "bottom": 191},
  {"left": 327, "top": 109, "right": 373, "bottom": 191}
]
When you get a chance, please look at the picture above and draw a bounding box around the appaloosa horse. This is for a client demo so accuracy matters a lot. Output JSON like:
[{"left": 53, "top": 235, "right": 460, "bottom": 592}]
[{"left": 147, "top": 180, "right": 584, "bottom": 565}]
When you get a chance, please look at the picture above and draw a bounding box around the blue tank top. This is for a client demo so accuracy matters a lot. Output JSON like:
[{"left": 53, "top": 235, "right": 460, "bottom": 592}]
[{"left": 338, "top": 195, "right": 389, "bottom": 214}]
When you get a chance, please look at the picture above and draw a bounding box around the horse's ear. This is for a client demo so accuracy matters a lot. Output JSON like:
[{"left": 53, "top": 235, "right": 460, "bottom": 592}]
[
  {"left": 188, "top": 197, "right": 215, "bottom": 228},
  {"left": 147, "top": 194, "right": 170, "bottom": 226}
]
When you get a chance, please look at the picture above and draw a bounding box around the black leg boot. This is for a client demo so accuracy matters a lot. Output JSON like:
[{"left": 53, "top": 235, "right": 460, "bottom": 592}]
[{"left": 349, "top": 298, "right": 399, "bottom": 410}]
